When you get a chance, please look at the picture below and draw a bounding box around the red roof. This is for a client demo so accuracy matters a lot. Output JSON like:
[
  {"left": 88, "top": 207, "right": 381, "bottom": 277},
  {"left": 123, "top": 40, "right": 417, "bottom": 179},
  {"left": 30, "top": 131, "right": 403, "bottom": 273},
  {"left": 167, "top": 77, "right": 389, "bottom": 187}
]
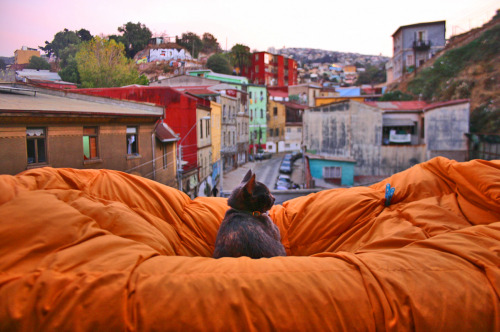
[
  {"left": 155, "top": 122, "right": 179, "bottom": 143},
  {"left": 269, "top": 90, "right": 288, "bottom": 98},
  {"left": 280, "top": 101, "right": 309, "bottom": 109}
]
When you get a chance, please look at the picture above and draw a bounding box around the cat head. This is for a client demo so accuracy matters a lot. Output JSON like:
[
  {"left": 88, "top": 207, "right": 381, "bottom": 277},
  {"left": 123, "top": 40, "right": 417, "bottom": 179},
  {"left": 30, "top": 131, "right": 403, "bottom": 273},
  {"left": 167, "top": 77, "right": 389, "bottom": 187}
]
[{"left": 227, "top": 170, "right": 275, "bottom": 213}]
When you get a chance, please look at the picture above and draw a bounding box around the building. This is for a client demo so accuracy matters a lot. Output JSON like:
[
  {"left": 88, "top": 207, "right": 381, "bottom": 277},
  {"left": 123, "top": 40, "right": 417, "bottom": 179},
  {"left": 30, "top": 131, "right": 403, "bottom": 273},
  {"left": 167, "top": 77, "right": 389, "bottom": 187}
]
[
  {"left": 288, "top": 84, "right": 322, "bottom": 107},
  {"left": 388, "top": 21, "right": 446, "bottom": 83},
  {"left": 283, "top": 102, "right": 306, "bottom": 152},
  {"left": 14, "top": 46, "right": 40, "bottom": 66},
  {"left": 74, "top": 86, "right": 211, "bottom": 198},
  {"left": 243, "top": 52, "right": 298, "bottom": 86},
  {"left": 303, "top": 99, "right": 470, "bottom": 185},
  {"left": 247, "top": 84, "right": 268, "bottom": 154},
  {"left": 0, "top": 85, "right": 178, "bottom": 187},
  {"left": 266, "top": 99, "right": 287, "bottom": 153}
]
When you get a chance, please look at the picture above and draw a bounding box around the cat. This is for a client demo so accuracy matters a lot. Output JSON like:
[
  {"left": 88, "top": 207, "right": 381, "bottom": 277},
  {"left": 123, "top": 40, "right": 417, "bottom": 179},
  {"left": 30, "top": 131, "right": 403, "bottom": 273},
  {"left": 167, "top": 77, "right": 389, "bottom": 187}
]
[{"left": 213, "top": 169, "right": 287, "bottom": 259}]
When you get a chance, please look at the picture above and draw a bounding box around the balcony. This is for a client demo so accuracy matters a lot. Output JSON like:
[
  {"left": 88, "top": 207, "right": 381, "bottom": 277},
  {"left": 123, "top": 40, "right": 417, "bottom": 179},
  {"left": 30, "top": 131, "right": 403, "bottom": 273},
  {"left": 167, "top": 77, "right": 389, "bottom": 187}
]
[{"left": 413, "top": 40, "right": 431, "bottom": 51}]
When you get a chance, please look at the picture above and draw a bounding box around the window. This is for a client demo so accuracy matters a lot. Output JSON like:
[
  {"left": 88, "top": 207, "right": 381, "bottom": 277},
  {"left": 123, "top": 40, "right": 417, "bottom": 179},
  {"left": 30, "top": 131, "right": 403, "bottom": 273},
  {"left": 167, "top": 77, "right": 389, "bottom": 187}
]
[
  {"left": 286, "top": 128, "right": 291, "bottom": 133},
  {"left": 256, "top": 65, "right": 259, "bottom": 73},
  {"left": 269, "top": 129, "right": 273, "bottom": 137},
  {"left": 200, "top": 120, "right": 203, "bottom": 139},
  {"left": 273, "top": 107, "right": 278, "bottom": 116},
  {"left": 26, "top": 128, "right": 46, "bottom": 164},
  {"left": 83, "top": 126, "right": 98, "bottom": 160},
  {"left": 127, "top": 126, "right": 138, "bottom": 155},
  {"left": 324, "top": 166, "right": 342, "bottom": 179},
  {"left": 275, "top": 128, "right": 279, "bottom": 136},
  {"left": 260, "top": 109, "right": 263, "bottom": 118},
  {"left": 406, "top": 54, "right": 414, "bottom": 66},
  {"left": 223, "top": 105, "right": 226, "bottom": 119},
  {"left": 206, "top": 118, "right": 210, "bottom": 137},
  {"left": 298, "top": 127, "right": 302, "bottom": 133}
]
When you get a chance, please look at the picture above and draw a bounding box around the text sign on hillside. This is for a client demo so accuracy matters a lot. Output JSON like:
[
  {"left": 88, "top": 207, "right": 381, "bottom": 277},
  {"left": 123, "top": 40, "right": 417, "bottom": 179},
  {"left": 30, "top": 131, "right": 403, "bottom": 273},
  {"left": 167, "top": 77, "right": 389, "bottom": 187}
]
[{"left": 149, "top": 49, "right": 192, "bottom": 62}]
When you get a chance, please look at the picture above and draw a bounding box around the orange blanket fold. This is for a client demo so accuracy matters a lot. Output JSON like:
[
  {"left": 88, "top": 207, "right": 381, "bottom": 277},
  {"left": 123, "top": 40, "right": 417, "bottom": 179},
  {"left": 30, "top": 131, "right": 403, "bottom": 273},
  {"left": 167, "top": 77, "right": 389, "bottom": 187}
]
[{"left": 0, "top": 157, "right": 498, "bottom": 331}]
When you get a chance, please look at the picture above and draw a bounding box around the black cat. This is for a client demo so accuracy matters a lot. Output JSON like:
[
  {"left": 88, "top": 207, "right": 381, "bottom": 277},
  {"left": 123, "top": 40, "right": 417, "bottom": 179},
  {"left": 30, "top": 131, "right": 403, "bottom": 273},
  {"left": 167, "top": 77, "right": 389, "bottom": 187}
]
[{"left": 213, "top": 170, "right": 287, "bottom": 258}]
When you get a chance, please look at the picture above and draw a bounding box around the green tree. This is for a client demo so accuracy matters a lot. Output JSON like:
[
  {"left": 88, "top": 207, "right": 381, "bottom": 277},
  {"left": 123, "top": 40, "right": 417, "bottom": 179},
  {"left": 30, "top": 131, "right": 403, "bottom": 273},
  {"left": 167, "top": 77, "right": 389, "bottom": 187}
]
[
  {"left": 26, "top": 56, "right": 51, "bottom": 70},
  {"left": 230, "top": 44, "right": 251, "bottom": 74},
  {"left": 117, "top": 22, "right": 152, "bottom": 59},
  {"left": 355, "top": 63, "right": 387, "bottom": 85},
  {"left": 176, "top": 32, "right": 203, "bottom": 59},
  {"left": 207, "top": 53, "right": 232, "bottom": 75},
  {"left": 379, "top": 90, "right": 414, "bottom": 101},
  {"left": 201, "top": 33, "right": 221, "bottom": 54},
  {"left": 76, "top": 37, "right": 147, "bottom": 88},
  {"left": 77, "top": 29, "right": 93, "bottom": 42},
  {"left": 40, "top": 28, "right": 81, "bottom": 59}
]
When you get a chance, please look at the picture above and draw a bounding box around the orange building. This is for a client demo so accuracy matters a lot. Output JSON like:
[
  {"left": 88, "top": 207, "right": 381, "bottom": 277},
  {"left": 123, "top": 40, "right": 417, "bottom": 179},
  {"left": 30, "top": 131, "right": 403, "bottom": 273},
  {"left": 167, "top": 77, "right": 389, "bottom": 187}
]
[{"left": 14, "top": 46, "right": 40, "bottom": 65}]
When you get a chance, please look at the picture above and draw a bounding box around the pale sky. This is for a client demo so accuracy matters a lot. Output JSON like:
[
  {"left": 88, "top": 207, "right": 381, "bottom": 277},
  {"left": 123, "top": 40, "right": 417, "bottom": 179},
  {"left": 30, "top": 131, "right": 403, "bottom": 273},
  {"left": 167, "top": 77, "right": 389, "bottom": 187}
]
[{"left": 1, "top": 0, "right": 498, "bottom": 58}]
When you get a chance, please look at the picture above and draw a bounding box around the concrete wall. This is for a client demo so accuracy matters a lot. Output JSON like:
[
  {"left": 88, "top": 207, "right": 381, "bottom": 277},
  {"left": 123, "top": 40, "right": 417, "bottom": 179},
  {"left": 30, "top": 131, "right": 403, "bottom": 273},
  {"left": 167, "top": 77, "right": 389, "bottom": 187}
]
[
  {"left": 425, "top": 102, "right": 469, "bottom": 161},
  {"left": 380, "top": 145, "right": 426, "bottom": 175},
  {"left": 304, "top": 101, "right": 384, "bottom": 176}
]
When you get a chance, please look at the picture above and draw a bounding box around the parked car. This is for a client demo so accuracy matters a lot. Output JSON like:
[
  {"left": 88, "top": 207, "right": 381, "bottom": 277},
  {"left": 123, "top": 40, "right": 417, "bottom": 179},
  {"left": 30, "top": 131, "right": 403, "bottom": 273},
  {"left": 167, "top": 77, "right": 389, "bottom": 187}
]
[
  {"left": 283, "top": 154, "right": 293, "bottom": 162},
  {"left": 275, "top": 179, "right": 300, "bottom": 190},
  {"left": 277, "top": 174, "right": 291, "bottom": 183},
  {"left": 279, "top": 160, "right": 292, "bottom": 174},
  {"left": 275, "top": 180, "right": 290, "bottom": 190},
  {"left": 291, "top": 151, "right": 302, "bottom": 161},
  {"left": 255, "top": 151, "right": 272, "bottom": 160}
]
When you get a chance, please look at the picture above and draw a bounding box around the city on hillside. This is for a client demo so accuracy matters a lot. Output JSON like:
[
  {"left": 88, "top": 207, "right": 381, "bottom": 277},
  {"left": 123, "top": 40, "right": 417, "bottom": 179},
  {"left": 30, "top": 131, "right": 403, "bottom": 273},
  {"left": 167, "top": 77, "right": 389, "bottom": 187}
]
[{"left": 0, "top": 11, "right": 499, "bottom": 199}]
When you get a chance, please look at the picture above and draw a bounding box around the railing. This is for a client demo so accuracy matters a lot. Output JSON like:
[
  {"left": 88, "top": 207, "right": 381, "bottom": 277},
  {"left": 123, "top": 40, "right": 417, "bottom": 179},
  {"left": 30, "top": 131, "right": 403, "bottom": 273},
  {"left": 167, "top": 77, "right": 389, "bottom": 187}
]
[{"left": 413, "top": 40, "right": 431, "bottom": 50}]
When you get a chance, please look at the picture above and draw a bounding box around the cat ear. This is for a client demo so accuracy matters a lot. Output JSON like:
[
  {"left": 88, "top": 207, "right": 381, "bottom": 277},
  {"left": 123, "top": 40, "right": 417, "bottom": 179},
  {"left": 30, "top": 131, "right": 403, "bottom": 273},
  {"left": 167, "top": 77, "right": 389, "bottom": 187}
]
[
  {"left": 241, "top": 169, "right": 253, "bottom": 183},
  {"left": 243, "top": 173, "right": 256, "bottom": 194}
]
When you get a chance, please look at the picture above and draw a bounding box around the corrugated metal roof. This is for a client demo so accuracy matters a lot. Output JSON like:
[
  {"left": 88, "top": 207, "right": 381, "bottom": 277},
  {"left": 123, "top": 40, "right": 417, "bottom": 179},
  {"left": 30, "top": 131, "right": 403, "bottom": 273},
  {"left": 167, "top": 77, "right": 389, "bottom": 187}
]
[
  {"left": 0, "top": 88, "right": 164, "bottom": 117},
  {"left": 16, "top": 69, "right": 61, "bottom": 81},
  {"left": 364, "top": 101, "right": 429, "bottom": 111}
]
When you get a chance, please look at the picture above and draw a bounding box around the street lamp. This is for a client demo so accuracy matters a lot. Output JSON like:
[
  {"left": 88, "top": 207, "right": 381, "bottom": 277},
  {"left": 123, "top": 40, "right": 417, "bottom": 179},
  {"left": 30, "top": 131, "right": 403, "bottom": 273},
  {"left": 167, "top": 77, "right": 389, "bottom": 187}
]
[{"left": 177, "top": 116, "right": 210, "bottom": 192}]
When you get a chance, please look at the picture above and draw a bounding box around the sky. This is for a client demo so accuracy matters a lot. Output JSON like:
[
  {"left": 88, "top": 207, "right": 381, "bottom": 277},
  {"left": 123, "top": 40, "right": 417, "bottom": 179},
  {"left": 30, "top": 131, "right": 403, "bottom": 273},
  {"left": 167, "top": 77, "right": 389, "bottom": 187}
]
[{"left": 1, "top": 0, "right": 498, "bottom": 58}]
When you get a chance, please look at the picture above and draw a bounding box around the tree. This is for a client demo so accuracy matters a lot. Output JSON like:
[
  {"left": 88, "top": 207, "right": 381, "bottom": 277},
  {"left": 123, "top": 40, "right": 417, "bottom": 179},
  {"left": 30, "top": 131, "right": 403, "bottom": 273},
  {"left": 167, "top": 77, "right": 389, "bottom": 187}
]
[
  {"left": 379, "top": 90, "right": 414, "bottom": 101},
  {"left": 230, "top": 44, "right": 251, "bottom": 74},
  {"left": 26, "top": 56, "right": 51, "bottom": 70},
  {"left": 176, "top": 32, "right": 203, "bottom": 59},
  {"left": 206, "top": 53, "right": 232, "bottom": 75},
  {"left": 76, "top": 37, "right": 147, "bottom": 88},
  {"left": 57, "top": 44, "right": 81, "bottom": 83},
  {"left": 0, "top": 59, "right": 6, "bottom": 70},
  {"left": 201, "top": 33, "right": 221, "bottom": 54},
  {"left": 355, "top": 63, "right": 387, "bottom": 85},
  {"left": 40, "top": 28, "right": 81, "bottom": 59},
  {"left": 77, "top": 29, "right": 93, "bottom": 42},
  {"left": 117, "top": 22, "right": 152, "bottom": 59}
]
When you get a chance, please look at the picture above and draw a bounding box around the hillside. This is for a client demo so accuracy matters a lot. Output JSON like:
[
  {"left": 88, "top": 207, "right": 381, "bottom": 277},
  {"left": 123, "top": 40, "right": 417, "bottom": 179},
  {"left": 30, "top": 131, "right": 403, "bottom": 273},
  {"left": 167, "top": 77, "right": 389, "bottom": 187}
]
[{"left": 389, "top": 11, "right": 500, "bottom": 132}]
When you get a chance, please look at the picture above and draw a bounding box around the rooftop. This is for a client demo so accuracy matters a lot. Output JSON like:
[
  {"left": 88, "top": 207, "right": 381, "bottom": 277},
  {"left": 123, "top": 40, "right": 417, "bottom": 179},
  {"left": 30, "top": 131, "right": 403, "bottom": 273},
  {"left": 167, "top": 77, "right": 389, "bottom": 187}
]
[{"left": 0, "top": 85, "right": 164, "bottom": 117}]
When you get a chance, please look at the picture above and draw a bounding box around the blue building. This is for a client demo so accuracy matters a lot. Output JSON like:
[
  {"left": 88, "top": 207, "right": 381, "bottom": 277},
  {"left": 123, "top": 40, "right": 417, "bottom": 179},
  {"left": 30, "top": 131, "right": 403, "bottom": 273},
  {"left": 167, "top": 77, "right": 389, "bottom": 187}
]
[{"left": 307, "top": 155, "right": 356, "bottom": 186}]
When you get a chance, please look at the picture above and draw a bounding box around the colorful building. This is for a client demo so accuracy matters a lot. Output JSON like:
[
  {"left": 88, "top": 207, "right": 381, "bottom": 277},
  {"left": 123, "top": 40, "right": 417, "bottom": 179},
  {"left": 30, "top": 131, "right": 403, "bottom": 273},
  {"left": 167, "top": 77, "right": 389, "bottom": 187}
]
[
  {"left": 73, "top": 86, "right": 211, "bottom": 198},
  {"left": 247, "top": 84, "right": 268, "bottom": 153},
  {"left": 243, "top": 52, "right": 298, "bottom": 86}
]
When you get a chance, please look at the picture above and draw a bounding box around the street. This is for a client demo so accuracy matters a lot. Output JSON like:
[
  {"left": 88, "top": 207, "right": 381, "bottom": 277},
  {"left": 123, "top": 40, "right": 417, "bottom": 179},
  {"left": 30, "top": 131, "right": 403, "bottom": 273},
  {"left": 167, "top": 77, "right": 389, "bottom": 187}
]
[{"left": 222, "top": 153, "right": 316, "bottom": 204}]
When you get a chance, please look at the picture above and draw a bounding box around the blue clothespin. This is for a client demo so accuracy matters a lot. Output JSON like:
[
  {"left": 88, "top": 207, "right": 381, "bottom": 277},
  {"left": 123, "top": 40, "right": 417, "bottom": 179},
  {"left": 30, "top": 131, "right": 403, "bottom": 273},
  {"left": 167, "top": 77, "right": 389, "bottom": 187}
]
[{"left": 385, "top": 183, "right": 395, "bottom": 206}]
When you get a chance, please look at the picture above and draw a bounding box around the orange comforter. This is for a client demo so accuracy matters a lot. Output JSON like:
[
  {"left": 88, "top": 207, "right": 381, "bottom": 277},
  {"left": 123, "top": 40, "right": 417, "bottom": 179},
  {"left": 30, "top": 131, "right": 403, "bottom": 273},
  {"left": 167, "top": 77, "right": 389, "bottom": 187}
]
[{"left": 0, "top": 157, "right": 498, "bottom": 331}]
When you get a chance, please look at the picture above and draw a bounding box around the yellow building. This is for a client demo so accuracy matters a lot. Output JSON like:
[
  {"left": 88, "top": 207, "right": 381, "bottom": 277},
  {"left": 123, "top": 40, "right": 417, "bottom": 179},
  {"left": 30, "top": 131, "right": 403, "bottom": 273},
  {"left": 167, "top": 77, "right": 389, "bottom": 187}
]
[
  {"left": 210, "top": 101, "right": 221, "bottom": 164},
  {"left": 266, "top": 99, "right": 286, "bottom": 152},
  {"left": 14, "top": 47, "right": 40, "bottom": 65}
]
